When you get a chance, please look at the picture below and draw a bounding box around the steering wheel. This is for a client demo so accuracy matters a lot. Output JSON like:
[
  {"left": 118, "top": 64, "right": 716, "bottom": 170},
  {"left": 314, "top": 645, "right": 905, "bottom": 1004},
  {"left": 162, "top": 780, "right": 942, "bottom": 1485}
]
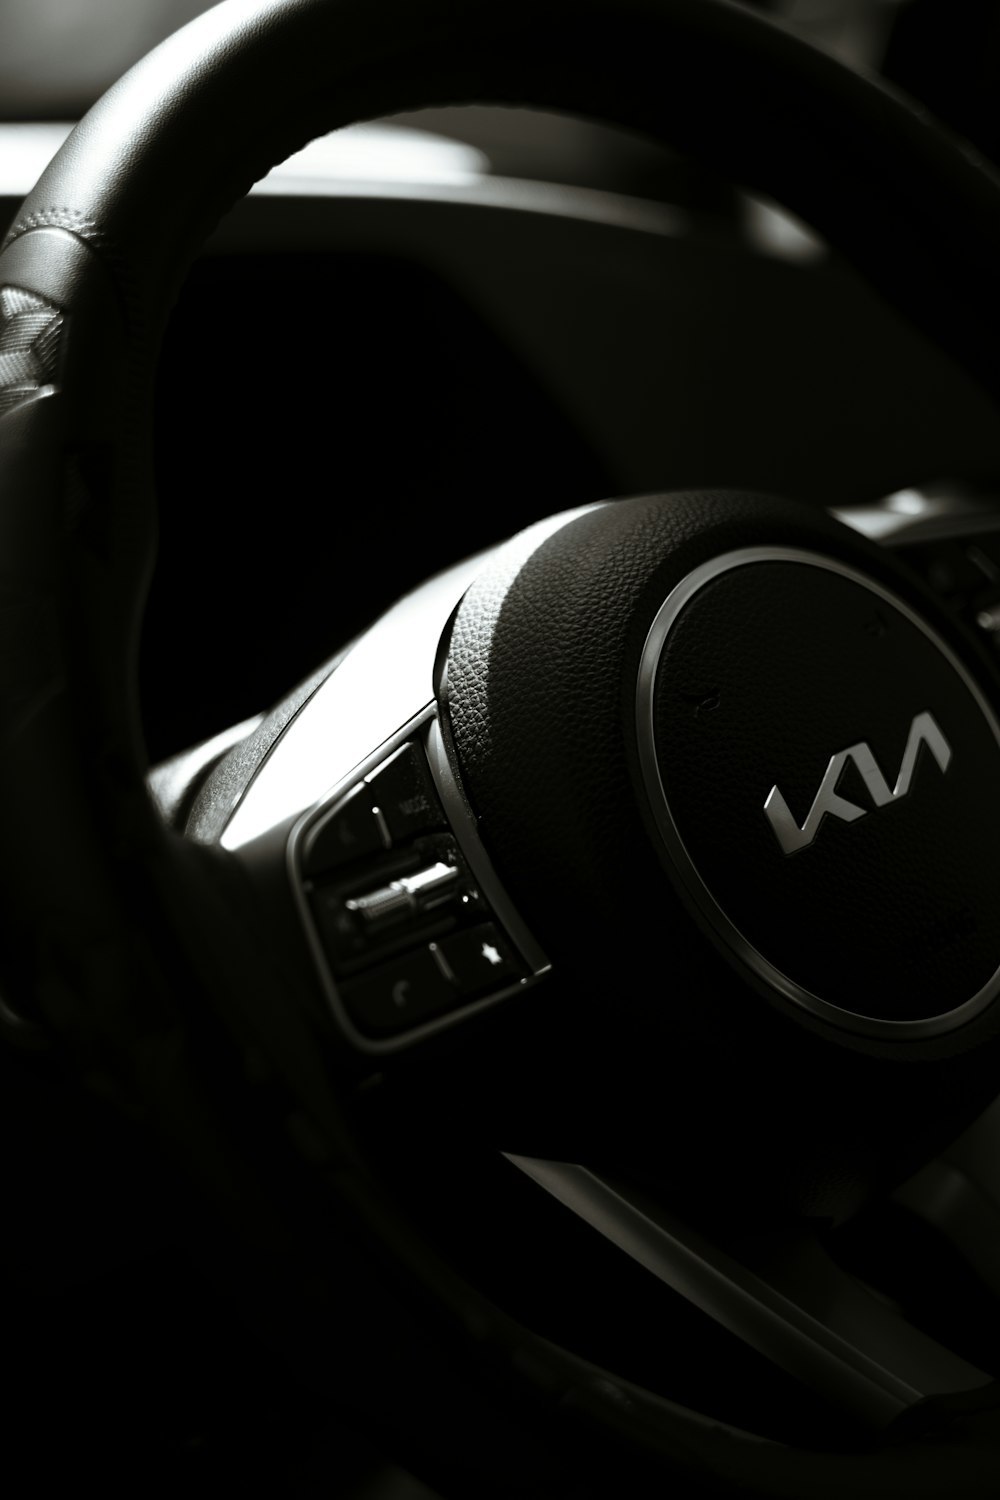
[{"left": 8, "top": 0, "right": 1000, "bottom": 1493}]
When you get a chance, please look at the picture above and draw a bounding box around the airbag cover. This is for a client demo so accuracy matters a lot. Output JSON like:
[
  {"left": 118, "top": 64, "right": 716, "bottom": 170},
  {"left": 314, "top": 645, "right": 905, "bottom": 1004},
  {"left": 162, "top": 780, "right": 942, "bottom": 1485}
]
[{"left": 638, "top": 549, "right": 1000, "bottom": 1035}]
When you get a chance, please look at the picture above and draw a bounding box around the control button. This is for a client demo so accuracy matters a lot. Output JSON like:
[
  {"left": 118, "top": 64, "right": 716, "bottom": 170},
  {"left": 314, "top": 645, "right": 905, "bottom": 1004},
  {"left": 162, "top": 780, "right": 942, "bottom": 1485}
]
[
  {"left": 309, "top": 882, "right": 368, "bottom": 963},
  {"left": 437, "top": 923, "right": 522, "bottom": 996},
  {"left": 304, "top": 783, "right": 386, "bottom": 875},
  {"left": 341, "top": 949, "right": 458, "bottom": 1037},
  {"left": 922, "top": 541, "right": 995, "bottom": 599},
  {"left": 345, "top": 883, "right": 415, "bottom": 931},
  {"left": 365, "top": 742, "right": 445, "bottom": 841},
  {"left": 399, "top": 861, "right": 460, "bottom": 904},
  {"left": 345, "top": 861, "right": 461, "bottom": 932}
]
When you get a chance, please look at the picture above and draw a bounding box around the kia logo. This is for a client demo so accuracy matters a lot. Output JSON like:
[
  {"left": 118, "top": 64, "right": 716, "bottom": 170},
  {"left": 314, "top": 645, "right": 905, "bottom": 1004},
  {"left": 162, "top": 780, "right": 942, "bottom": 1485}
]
[{"left": 764, "top": 711, "right": 952, "bottom": 855}]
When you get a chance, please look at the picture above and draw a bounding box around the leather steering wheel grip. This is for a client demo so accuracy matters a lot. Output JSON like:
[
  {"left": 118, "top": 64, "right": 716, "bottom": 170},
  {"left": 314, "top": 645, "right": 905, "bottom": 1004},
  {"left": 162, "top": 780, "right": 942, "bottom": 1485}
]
[{"left": 6, "top": 2, "right": 1000, "bottom": 1495}]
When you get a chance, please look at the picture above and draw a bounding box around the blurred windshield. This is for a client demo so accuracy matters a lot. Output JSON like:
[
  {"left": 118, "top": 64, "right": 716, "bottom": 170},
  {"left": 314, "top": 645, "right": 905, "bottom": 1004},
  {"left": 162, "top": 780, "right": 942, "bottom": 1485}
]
[
  {"left": 0, "top": 0, "right": 211, "bottom": 115},
  {"left": 3, "top": 0, "right": 996, "bottom": 178}
]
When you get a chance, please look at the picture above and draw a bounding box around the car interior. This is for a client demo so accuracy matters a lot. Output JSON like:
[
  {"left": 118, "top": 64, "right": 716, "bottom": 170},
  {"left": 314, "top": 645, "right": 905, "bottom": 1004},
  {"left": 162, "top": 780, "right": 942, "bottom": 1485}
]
[{"left": 6, "top": 1, "right": 1000, "bottom": 1496}]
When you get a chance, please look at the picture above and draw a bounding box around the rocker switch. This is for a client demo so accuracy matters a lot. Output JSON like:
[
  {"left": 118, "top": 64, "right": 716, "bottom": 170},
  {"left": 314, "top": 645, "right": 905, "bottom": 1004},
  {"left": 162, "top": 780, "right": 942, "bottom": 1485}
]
[{"left": 345, "top": 861, "right": 460, "bottom": 933}]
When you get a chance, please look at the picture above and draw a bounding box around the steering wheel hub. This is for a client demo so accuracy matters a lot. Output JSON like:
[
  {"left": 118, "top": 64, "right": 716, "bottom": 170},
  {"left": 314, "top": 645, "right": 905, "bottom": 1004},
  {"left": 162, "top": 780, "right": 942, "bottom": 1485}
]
[
  {"left": 637, "top": 547, "right": 1000, "bottom": 1037},
  {"left": 446, "top": 493, "right": 1000, "bottom": 1048}
]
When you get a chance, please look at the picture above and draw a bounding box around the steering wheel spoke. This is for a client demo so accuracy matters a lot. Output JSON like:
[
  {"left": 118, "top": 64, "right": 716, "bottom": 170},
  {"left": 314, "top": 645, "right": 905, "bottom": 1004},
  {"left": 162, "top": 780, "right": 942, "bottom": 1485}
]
[
  {"left": 893, "top": 1095, "right": 1000, "bottom": 1303},
  {"left": 505, "top": 1153, "right": 994, "bottom": 1431}
]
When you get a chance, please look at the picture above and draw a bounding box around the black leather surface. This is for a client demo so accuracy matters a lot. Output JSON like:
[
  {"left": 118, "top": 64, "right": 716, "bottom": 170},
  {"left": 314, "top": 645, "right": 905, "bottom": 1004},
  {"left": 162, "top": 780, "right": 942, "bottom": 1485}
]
[{"left": 447, "top": 491, "right": 854, "bottom": 946}]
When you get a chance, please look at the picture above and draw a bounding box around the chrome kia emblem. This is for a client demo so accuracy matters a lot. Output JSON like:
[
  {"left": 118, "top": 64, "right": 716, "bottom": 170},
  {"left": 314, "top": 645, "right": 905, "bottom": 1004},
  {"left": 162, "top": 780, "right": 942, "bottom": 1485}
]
[{"left": 764, "top": 710, "right": 952, "bottom": 855}]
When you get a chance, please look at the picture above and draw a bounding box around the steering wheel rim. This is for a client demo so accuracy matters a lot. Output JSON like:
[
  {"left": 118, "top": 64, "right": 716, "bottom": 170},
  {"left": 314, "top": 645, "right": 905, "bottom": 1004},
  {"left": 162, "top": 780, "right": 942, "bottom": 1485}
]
[{"left": 7, "top": 1, "right": 1000, "bottom": 1493}]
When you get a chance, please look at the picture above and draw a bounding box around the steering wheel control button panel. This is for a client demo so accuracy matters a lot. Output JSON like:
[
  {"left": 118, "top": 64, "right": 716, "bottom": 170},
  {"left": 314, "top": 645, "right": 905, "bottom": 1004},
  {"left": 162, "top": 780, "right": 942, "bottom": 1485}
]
[
  {"left": 637, "top": 547, "right": 1000, "bottom": 1039},
  {"left": 893, "top": 525, "right": 1000, "bottom": 651},
  {"left": 836, "top": 490, "right": 1000, "bottom": 649},
  {"left": 293, "top": 722, "right": 546, "bottom": 1051}
]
